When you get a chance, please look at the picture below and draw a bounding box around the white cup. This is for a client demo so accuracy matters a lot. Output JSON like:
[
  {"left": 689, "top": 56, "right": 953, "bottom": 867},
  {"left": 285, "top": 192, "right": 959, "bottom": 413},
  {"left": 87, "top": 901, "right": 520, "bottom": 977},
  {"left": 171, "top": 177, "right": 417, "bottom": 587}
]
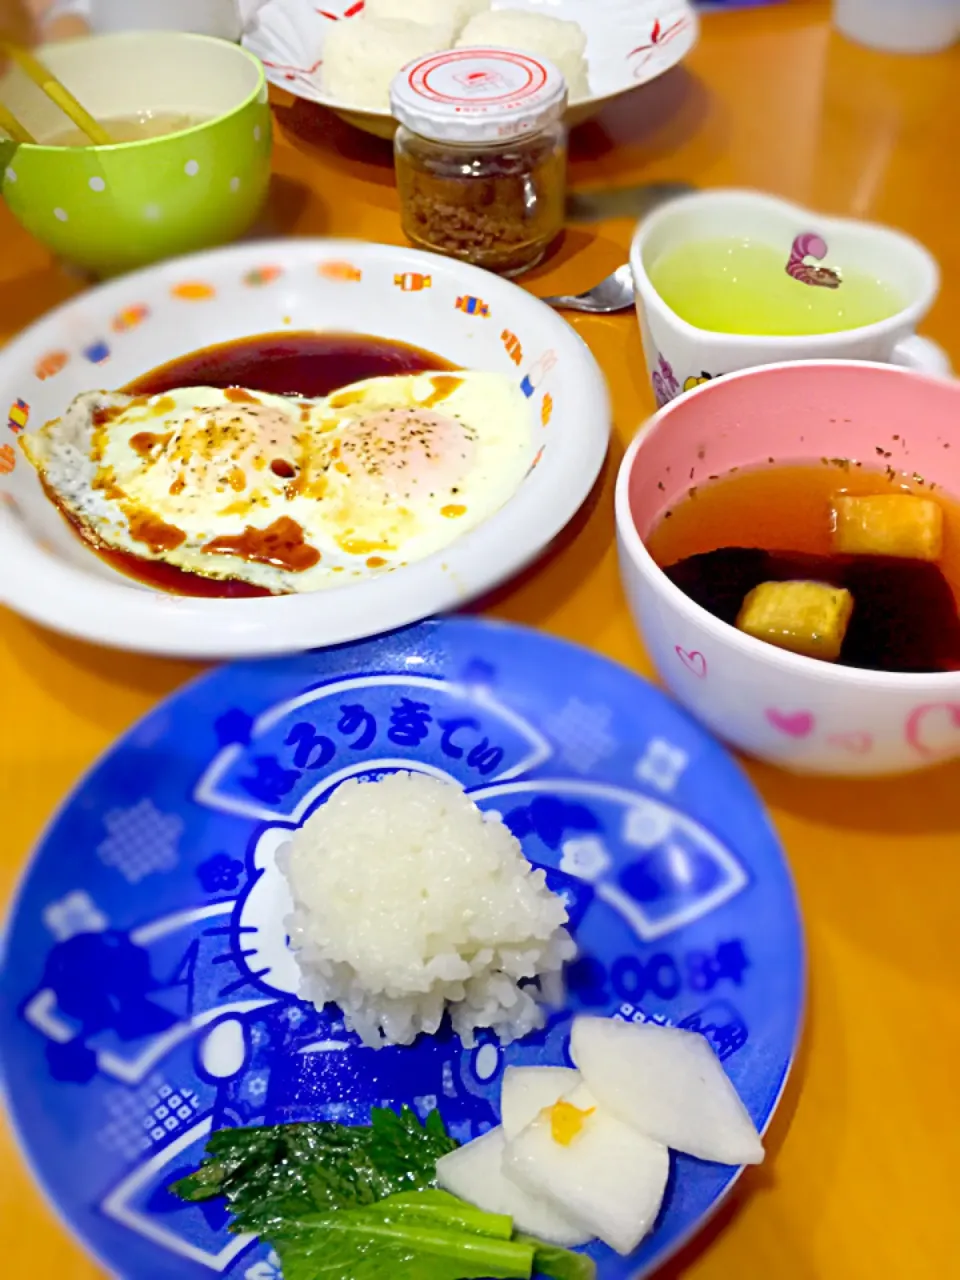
[
  {"left": 630, "top": 189, "right": 949, "bottom": 409},
  {"left": 834, "top": 0, "right": 959, "bottom": 53}
]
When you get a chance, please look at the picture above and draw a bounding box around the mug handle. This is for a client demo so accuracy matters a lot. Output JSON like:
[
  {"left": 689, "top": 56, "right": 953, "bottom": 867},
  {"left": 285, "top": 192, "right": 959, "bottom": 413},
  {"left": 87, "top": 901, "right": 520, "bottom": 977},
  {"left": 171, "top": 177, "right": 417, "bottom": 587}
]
[{"left": 890, "top": 333, "right": 953, "bottom": 378}]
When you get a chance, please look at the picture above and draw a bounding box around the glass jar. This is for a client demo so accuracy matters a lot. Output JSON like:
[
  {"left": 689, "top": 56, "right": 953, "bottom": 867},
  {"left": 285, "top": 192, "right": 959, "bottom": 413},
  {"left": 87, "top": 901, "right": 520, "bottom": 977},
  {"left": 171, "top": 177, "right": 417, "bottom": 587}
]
[{"left": 390, "top": 48, "right": 568, "bottom": 278}]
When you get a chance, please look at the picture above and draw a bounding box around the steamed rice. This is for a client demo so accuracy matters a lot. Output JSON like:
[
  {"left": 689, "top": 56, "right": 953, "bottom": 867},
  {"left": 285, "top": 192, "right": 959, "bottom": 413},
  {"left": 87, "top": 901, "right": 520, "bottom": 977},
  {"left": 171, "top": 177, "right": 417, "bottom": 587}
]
[
  {"left": 319, "top": 5, "right": 591, "bottom": 112},
  {"left": 282, "top": 773, "right": 576, "bottom": 1049},
  {"left": 457, "top": 10, "right": 591, "bottom": 102},
  {"left": 319, "top": 16, "right": 455, "bottom": 109}
]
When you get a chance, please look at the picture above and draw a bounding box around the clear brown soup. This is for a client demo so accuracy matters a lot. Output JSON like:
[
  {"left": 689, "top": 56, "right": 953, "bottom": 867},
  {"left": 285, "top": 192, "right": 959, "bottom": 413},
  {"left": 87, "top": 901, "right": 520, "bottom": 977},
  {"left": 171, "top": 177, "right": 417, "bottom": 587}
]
[
  {"left": 644, "top": 461, "right": 960, "bottom": 674},
  {"left": 44, "top": 112, "right": 205, "bottom": 147},
  {"left": 84, "top": 331, "right": 454, "bottom": 597}
]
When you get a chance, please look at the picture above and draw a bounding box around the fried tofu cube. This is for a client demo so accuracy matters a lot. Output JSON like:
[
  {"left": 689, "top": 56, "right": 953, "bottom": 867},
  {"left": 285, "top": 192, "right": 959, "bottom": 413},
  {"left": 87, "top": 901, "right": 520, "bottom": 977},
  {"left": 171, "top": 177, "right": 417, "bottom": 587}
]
[
  {"left": 736, "top": 580, "right": 854, "bottom": 662},
  {"left": 832, "top": 494, "right": 943, "bottom": 561}
]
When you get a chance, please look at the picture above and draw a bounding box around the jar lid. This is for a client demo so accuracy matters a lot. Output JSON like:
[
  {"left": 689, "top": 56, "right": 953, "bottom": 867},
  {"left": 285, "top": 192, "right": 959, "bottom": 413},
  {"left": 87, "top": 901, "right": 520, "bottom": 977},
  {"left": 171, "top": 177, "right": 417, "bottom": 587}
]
[{"left": 390, "top": 47, "right": 567, "bottom": 143}]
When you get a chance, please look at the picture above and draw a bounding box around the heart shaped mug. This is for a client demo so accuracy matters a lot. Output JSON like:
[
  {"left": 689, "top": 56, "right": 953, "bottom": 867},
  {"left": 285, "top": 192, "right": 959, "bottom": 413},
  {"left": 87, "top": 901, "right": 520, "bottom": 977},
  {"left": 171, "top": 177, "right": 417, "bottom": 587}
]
[{"left": 630, "top": 189, "right": 949, "bottom": 407}]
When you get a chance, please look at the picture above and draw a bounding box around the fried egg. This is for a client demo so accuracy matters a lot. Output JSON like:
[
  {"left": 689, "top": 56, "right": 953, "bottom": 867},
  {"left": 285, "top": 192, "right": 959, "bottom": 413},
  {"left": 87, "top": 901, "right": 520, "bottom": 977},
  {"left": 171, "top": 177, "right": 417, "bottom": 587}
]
[{"left": 21, "top": 371, "right": 534, "bottom": 593}]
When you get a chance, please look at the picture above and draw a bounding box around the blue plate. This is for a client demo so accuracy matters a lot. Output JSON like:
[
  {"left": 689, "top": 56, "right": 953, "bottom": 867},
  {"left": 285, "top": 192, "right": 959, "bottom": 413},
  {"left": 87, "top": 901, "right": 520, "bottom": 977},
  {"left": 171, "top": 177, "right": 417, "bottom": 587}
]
[{"left": 0, "top": 618, "right": 803, "bottom": 1280}]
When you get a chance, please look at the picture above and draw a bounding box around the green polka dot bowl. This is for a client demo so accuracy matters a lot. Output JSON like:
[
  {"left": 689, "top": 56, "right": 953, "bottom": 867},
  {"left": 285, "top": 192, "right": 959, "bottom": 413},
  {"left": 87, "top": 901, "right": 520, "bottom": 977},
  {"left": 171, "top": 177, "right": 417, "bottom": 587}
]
[{"left": 0, "top": 32, "right": 272, "bottom": 278}]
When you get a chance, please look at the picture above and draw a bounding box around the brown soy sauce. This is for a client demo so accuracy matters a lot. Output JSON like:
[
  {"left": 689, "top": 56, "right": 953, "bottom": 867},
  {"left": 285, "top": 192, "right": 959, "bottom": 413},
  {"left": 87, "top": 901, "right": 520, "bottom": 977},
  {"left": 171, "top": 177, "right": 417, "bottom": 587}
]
[
  {"left": 645, "top": 462, "right": 960, "bottom": 674},
  {"left": 125, "top": 331, "right": 454, "bottom": 400},
  {"left": 84, "top": 332, "right": 454, "bottom": 597}
]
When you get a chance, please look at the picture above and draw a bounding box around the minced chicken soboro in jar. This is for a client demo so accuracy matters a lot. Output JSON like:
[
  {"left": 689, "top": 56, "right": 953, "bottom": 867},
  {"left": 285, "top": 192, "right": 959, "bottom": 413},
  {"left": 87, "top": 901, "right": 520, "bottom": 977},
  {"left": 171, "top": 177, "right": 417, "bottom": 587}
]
[
  {"left": 395, "top": 130, "right": 567, "bottom": 277},
  {"left": 391, "top": 47, "right": 569, "bottom": 277}
]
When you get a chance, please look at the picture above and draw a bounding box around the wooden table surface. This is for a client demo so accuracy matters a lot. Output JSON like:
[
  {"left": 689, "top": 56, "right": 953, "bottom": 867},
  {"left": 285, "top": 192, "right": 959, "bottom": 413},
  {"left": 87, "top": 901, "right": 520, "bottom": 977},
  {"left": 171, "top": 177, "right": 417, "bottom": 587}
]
[{"left": 2, "top": 2, "right": 959, "bottom": 1276}]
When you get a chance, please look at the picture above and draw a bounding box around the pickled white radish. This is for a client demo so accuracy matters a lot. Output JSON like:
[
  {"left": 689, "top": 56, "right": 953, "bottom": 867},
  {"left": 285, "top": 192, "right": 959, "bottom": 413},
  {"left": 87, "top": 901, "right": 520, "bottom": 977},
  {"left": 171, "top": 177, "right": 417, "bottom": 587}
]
[
  {"left": 570, "top": 1016, "right": 765, "bottom": 1165},
  {"left": 500, "top": 1065, "right": 582, "bottom": 1139},
  {"left": 436, "top": 1125, "right": 593, "bottom": 1247},
  {"left": 503, "top": 1084, "right": 669, "bottom": 1256}
]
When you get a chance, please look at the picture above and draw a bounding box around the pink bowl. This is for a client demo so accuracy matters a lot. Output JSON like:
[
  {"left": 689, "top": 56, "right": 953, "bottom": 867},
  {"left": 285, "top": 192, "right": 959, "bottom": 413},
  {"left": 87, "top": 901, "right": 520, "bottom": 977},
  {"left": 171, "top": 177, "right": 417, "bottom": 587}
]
[{"left": 615, "top": 360, "right": 960, "bottom": 776}]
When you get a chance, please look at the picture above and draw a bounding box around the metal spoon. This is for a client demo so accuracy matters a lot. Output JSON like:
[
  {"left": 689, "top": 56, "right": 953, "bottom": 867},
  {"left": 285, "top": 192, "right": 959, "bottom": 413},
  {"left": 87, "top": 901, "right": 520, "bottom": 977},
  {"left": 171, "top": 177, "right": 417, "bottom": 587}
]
[{"left": 541, "top": 263, "right": 635, "bottom": 314}]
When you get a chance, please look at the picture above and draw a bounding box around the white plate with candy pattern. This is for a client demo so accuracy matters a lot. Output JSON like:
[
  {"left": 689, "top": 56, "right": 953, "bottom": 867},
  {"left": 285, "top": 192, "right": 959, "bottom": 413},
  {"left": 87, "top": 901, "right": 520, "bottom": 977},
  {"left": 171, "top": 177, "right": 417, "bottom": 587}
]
[
  {"left": 243, "top": 0, "right": 699, "bottom": 138},
  {"left": 0, "top": 238, "right": 609, "bottom": 658}
]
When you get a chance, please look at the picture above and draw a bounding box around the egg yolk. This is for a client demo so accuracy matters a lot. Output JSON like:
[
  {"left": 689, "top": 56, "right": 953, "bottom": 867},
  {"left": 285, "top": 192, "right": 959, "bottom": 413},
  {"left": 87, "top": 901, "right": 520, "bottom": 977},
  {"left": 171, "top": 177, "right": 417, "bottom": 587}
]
[
  {"left": 143, "top": 404, "right": 301, "bottom": 503},
  {"left": 548, "top": 1100, "right": 596, "bottom": 1146},
  {"left": 333, "top": 407, "right": 476, "bottom": 502}
]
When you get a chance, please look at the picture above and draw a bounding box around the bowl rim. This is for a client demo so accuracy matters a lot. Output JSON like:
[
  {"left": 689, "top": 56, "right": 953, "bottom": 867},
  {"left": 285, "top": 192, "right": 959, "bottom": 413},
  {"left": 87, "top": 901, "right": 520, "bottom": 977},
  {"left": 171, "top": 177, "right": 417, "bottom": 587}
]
[
  {"left": 0, "top": 236, "right": 611, "bottom": 659},
  {"left": 628, "top": 189, "right": 941, "bottom": 350},
  {"left": 10, "top": 31, "right": 266, "bottom": 155},
  {"left": 614, "top": 357, "right": 960, "bottom": 691}
]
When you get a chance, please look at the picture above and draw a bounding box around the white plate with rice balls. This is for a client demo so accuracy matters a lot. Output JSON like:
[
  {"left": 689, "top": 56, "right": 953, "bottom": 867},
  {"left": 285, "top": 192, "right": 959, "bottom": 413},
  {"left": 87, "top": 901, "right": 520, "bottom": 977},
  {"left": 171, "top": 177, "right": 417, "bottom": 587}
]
[
  {"left": 244, "top": 0, "right": 699, "bottom": 138},
  {"left": 0, "top": 618, "right": 803, "bottom": 1280}
]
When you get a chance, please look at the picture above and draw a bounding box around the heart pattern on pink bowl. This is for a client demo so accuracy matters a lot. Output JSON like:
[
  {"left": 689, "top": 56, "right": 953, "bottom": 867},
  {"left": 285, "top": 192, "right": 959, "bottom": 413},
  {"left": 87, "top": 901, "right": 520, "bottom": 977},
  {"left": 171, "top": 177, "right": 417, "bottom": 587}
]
[
  {"left": 906, "top": 703, "right": 960, "bottom": 760},
  {"left": 675, "top": 646, "right": 707, "bottom": 678},
  {"left": 766, "top": 708, "right": 815, "bottom": 738}
]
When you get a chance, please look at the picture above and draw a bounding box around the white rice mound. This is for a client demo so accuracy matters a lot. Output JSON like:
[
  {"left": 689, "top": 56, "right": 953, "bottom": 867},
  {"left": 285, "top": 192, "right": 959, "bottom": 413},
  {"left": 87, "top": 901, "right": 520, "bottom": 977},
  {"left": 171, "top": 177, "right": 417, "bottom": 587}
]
[
  {"left": 319, "top": 17, "right": 455, "bottom": 109},
  {"left": 319, "top": 4, "right": 590, "bottom": 111},
  {"left": 282, "top": 772, "right": 576, "bottom": 1050},
  {"left": 457, "top": 10, "right": 591, "bottom": 102}
]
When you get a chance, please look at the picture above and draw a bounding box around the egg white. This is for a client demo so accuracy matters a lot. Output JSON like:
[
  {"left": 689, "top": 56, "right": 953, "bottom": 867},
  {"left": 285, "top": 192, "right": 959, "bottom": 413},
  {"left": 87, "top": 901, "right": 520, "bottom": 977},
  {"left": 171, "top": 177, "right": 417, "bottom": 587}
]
[{"left": 21, "top": 372, "right": 534, "bottom": 593}]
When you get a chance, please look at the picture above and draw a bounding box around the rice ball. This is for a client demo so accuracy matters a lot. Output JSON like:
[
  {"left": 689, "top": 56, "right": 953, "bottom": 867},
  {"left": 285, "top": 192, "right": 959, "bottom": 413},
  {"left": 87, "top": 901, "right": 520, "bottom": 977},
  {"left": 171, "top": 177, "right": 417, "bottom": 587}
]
[
  {"left": 457, "top": 10, "right": 591, "bottom": 102},
  {"left": 282, "top": 772, "right": 576, "bottom": 1049},
  {"left": 320, "top": 16, "right": 454, "bottom": 109}
]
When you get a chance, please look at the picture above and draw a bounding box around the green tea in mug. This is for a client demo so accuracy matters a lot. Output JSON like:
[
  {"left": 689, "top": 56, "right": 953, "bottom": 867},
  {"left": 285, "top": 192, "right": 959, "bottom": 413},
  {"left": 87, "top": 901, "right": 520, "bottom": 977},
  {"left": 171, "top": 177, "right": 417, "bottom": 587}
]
[{"left": 648, "top": 237, "right": 903, "bottom": 336}]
